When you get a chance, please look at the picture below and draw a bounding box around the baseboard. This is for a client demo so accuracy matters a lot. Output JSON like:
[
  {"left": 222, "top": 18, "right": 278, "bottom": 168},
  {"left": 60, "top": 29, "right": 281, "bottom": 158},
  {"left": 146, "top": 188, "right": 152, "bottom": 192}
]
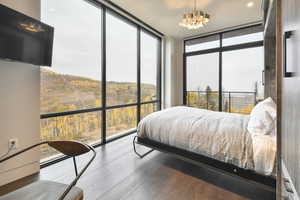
[
  {"left": 0, "top": 161, "right": 39, "bottom": 187},
  {"left": 282, "top": 161, "right": 300, "bottom": 200}
]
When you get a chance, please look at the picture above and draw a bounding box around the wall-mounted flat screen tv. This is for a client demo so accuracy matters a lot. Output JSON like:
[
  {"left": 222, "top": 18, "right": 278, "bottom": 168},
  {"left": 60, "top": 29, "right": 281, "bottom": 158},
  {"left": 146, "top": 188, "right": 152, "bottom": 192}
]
[{"left": 0, "top": 4, "right": 54, "bottom": 66}]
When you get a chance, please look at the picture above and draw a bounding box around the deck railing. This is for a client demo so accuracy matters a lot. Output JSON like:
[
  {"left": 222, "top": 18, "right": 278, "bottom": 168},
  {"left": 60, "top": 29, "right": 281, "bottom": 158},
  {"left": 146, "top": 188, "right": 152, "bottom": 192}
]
[{"left": 186, "top": 91, "right": 257, "bottom": 114}]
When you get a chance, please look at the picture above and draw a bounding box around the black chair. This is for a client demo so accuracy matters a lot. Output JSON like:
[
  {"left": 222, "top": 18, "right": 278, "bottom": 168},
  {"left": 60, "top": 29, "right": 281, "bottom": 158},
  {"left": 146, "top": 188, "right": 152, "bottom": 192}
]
[{"left": 0, "top": 141, "right": 96, "bottom": 200}]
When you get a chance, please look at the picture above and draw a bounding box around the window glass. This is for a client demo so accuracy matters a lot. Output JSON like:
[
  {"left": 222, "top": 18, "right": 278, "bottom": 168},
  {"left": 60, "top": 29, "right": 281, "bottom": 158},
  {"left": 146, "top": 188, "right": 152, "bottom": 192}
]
[
  {"left": 141, "top": 103, "right": 157, "bottom": 119},
  {"left": 41, "top": 0, "right": 102, "bottom": 114},
  {"left": 222, "top": 26, "right": 263, "bottom": 47},
  {"left": 222, "top": 47, "right": 264, "bottom": 114},
  {"left": 186, "top": 53, "right": 219, "bottom": 111},
  {"left": 141, "top": 31, "right": 158, "bottom": 102},
  {"left": 185, "top": 35, "right": 219, "bottom": 52},
  {"left": 222, "top": 32, "right": 263, "bottom": 47},
  {"left": 40, "top": 111, "right": 102, "bottom": 161},
  {"left": 106, "top": 12, "right": 137, "bottom": 106},
  {"left": 106, "top": 106, "right": 137, "bottom": 138}
]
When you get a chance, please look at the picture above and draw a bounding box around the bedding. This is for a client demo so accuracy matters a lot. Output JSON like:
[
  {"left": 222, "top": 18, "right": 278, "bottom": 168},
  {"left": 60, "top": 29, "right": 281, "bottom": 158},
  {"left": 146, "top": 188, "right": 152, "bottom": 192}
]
[
  {"left": 247, "top": 97, "right": 277, "bottom": 136},
  {"left": 137, "top": 106, "right": 276, "bottom": 176}
]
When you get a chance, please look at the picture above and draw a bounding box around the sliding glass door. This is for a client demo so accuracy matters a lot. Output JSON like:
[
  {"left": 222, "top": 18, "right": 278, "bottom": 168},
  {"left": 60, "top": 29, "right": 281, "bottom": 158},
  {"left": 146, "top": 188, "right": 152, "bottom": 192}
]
[{"left": 40, "top": 0, "right": 162, "bottom": 162}]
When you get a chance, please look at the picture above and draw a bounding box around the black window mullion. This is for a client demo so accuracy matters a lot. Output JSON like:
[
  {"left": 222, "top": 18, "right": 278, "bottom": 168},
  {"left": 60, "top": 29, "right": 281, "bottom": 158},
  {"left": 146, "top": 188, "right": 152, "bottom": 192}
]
[
  {"left": 183, "top": 40, "right": 187, "bottom": 105},
  {"left": 184, "top": 41, "right": 263, "bottom": 57},
  {"left": 40, "top": 107, "right": 104, "bottom": 119},
  {"left": 137, "top": 27, "right": 141, "bottom": 125},
  {"left": 185, "top": 47, "right": 221, "bottom": 57},
  {"left": 219, "top": 33, "right": 223, "bottom": 112},
  {"left": 101, "top": 7, "right": 107, "bottom": 144},
  {"left": 140, "top": 100, "right": 160, "bottom": 105},
  {"left": 222, "top": 41, "right": 263, "bottom": 52},
  {"left": 157, "top": 39, "right": 162, "bottom": 110}
]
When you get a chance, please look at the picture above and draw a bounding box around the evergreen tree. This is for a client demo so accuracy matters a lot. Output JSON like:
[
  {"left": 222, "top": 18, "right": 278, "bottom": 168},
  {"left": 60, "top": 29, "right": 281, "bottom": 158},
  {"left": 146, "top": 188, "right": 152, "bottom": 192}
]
[{"left": 205, "top": 85, "right": 215, "bottom": 110}]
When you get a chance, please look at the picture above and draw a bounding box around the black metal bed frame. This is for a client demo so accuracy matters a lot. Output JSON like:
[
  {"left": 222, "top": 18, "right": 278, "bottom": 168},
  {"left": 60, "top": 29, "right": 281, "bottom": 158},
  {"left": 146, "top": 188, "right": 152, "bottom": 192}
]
[{"left": 133, "top": 136, "right": 276, "bottom": 190}]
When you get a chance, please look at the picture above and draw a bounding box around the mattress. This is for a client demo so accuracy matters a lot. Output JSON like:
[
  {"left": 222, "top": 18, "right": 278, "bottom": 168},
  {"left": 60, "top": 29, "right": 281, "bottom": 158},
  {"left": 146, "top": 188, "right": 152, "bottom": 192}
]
[{"left": 137, "top": 106, "right": 276, "bottom": 176}]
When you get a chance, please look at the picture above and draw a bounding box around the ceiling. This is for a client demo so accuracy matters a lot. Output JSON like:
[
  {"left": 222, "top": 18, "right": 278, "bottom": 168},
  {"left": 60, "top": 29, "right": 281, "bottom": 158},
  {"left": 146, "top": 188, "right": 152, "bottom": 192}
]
[{"left": 107, "top": 0, "right": 263, "bottom": 38}]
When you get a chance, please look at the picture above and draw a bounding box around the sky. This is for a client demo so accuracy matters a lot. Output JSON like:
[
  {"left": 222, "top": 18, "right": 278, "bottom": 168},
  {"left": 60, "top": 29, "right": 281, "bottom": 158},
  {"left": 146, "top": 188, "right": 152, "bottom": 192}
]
[
  {"left": 187, "top": 46, "right": 264, "bottom": 97},
  {"left": 186, "top": 33, "right": 264, "bottom": 98},
  {"left": 41, "top": 0, "right": 157, "bottom": 85},
  {"left": 41, "top": 0, "right": 263, "bottom": 96}
]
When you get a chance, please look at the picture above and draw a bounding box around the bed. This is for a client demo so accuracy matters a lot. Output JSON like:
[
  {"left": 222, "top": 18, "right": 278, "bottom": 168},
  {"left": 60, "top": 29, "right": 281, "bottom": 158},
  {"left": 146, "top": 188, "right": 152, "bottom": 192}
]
[{"left": 134, "top": 106, "right": 276, "bottom": 188}]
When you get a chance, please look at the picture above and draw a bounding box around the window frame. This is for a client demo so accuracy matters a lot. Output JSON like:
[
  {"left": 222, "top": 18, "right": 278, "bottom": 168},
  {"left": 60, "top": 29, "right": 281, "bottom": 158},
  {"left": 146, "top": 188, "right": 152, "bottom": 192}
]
[
  {"left": 183, "top": 24, "right": 264, "bottom": 111},
  {"left": 40, "top": 0, "right": 162, "bottom": 167}
]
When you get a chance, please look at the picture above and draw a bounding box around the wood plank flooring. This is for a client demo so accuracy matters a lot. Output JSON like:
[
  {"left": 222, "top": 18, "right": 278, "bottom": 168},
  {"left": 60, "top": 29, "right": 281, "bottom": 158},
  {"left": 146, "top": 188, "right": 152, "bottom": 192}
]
[{"left": 0, "top": 134, "right": 275, "bottom": 200}]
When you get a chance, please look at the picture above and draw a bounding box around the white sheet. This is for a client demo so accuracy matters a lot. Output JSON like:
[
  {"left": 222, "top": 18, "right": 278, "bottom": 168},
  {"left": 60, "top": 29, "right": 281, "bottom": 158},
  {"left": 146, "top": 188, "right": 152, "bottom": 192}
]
[{"left": 137, "top": 106, "right": 276, "bottom": 176}]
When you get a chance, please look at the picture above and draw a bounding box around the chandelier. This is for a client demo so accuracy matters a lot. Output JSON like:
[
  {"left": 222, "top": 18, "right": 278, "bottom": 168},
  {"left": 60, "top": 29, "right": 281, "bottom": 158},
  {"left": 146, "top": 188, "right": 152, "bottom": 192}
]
[{"left": 179, "top": 0, "right": 210, "bottom": 30}]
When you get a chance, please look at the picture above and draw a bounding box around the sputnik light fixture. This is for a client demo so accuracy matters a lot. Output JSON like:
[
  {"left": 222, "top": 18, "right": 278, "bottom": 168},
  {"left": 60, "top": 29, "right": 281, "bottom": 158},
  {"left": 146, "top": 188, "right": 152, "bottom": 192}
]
[{"left": 179, "top": 0, "right": 210, "bottom": 30}]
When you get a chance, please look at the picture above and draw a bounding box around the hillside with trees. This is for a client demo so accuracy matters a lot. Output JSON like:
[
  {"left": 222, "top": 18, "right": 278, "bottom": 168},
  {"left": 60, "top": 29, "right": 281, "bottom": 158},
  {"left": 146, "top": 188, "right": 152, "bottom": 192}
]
[
  {"left": 41, "top": 69, "right": 156, "bottom": 114},
  {"left": 186, "top": 85, "right": 257, "bottom": 114},
  {"left": 40, "top": 69, "right": 156, "bottom": 160}
]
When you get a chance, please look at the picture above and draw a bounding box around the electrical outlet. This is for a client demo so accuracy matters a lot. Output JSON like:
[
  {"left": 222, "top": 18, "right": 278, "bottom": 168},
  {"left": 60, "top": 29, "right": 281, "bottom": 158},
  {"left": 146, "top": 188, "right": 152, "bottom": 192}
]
[{"left": 8, "top": 138, "right": 18, "bottom": 150}]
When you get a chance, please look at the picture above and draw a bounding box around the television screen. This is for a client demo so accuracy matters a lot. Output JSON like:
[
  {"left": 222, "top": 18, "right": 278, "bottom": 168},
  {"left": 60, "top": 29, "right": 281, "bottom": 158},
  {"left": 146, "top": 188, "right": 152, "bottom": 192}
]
[{"left": 0, "top": 4, "right": 54, "bottom": 66}]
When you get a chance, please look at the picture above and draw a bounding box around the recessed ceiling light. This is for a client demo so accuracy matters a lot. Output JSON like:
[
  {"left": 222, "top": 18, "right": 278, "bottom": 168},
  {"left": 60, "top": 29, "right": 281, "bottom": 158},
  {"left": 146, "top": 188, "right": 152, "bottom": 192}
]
[{"left": 247, "top": 2, "right": 254, "bottom": 7}]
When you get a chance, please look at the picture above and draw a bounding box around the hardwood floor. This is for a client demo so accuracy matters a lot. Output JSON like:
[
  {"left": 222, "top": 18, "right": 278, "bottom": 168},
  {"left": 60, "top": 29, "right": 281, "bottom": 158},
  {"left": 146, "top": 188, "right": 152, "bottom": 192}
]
[{"left": 0, "top": 134, "right": 275, "bottom": 199}]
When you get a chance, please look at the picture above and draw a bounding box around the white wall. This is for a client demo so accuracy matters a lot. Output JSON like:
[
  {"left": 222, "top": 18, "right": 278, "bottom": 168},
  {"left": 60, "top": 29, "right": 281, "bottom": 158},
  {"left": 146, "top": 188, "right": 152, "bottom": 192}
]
[
  {"left": 163, "top": 37, "right": 184, "bottom": 108},
  {"left": 0, "top": 0, "right": 41, "bottom": 186}
]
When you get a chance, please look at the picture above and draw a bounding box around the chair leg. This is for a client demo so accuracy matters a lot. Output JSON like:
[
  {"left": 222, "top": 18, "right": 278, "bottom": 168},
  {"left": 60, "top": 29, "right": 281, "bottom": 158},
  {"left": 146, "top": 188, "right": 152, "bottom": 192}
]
[{"left": 133, "top": 136, "right": 154, "bottom": 158}]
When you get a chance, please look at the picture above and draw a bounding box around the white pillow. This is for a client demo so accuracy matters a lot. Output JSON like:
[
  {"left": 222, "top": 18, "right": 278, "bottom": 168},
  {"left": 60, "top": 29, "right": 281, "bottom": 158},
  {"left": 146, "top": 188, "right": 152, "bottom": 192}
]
[{"left": 247, "top": 97, "right": 277, "bottom": 136}]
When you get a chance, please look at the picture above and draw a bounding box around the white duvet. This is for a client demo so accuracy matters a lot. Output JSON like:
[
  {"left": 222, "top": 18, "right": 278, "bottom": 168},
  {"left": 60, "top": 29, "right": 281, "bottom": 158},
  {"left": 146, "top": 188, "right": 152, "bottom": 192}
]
[{"left": 137, "top": 106, "right": 276, "bottom": 176}]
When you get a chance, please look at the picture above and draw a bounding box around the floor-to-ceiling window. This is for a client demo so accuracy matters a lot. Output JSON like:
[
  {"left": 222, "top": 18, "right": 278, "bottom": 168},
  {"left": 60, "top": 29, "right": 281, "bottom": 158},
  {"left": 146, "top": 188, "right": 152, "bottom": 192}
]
[
  {"left": 184, "top": 25, "right": 264, "bottom": 114},
  {"left": 40, "top": 0, "right": 162, "bottom": 162},
  {"left": 105, "top": 11, "right": 138, "bottom": 138},
  {"left": 40, "top": 0, "right": 103, "bottom": 160}
]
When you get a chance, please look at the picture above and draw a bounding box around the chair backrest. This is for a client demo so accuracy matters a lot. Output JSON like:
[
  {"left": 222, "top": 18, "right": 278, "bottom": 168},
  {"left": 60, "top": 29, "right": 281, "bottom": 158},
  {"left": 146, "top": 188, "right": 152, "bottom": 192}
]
[{"left": 48, "top": 141, "right": 90, "bottom": 157}]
